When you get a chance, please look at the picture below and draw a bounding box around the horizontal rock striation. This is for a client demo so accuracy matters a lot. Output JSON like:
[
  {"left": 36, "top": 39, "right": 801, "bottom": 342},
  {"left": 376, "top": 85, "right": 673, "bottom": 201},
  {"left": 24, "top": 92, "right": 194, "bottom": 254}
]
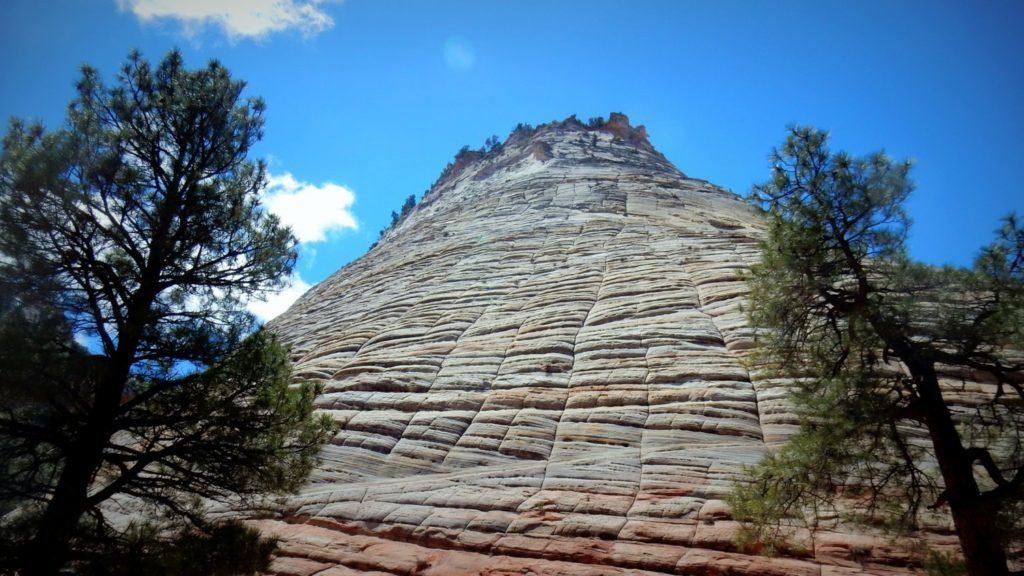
[{"left": 261, "top": 115, "right": 957, "bottom": 575}]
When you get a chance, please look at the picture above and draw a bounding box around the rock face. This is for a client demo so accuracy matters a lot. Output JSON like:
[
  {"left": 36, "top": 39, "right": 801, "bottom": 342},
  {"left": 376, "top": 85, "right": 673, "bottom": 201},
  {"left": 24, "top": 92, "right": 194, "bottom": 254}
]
[{"left": 260, "top": 115, "right": 947, "bottom": 575}]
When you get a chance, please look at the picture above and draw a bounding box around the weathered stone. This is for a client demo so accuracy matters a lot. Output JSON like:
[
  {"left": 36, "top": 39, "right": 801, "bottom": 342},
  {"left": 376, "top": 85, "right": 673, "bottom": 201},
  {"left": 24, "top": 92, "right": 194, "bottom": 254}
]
[{"left": 258, "top": 115, "right": 945, "bottom": 574}]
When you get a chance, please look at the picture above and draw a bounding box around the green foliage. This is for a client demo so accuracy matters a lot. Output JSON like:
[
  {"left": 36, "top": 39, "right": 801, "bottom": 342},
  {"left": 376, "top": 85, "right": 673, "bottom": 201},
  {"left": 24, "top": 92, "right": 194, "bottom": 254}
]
[
  {"left": 378, "top": 193, "right": 419, "bottom": 240},
  {"left": 922, "top": 549, "right": 967, "bottom": 576},
  {"left": 398, "top": 194, "right": 417, "bottom": 220},
  {"left": 484, "top": 134, "right": 501, "bottom": 152},
  {"left": 110, "top": 330, "right": 336, "bottom": 511},
  {"left": 511, "top": 122, "right": 534, "bottom": 136},
  {"left": 0, "top": 49, "right": 336, "bottom": 575},
  {"left": 1, "top": 515, "right": 277, "bottom": 576},
  {"left": 0, "top": 277, "right": 89, "bottom": 517},
  {"left": 730, "top": 126, "right": 1024, "bottom": 573},
  {"left": 0, "top": 48, "right": 295, "bottom": 367},
  {"left": 81, "top": 520, "right": 277, "bottom": 576},
  {"left": 727, "top": 365, "right": 942, "bottom": 551}
]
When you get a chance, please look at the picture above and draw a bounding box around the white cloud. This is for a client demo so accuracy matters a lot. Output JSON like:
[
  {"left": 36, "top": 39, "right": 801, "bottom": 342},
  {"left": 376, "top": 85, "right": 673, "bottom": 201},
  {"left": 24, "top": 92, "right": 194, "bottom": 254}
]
[
  {"left": 117, "top": 0, "right": 340, "bottom": 39},
  {"left": 247, "top": 171, "right": 355, "bottom": 320},
  {"left": 263, "top": 172, "right": 358, "bottom": 243},
  {"left": 248, "top": 274, "right": 311, "bottom": 321},
  {"left": 443, "top": 37, "right": 475, "bottom": 70}
]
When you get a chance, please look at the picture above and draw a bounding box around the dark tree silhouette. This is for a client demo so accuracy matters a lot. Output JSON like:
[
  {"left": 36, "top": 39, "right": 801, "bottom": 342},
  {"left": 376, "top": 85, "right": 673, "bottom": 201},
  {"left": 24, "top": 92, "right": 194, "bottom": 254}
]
[{"left": 0, "top": 50, "right": 335, "bottom": 576}]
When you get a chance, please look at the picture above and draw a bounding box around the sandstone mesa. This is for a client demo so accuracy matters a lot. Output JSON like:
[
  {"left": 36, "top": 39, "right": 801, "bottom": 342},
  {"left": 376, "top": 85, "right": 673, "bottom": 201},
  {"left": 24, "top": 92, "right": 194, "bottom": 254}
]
[{"left": 256, "top": 115, "right": 964, "bottom": 575}]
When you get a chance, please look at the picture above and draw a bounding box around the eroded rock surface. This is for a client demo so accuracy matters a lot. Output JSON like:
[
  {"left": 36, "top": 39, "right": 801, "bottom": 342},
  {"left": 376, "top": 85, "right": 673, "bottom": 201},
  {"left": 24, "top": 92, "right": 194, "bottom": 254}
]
[{"left": 260, "top": 115, "right": 950, "bottom": 575}]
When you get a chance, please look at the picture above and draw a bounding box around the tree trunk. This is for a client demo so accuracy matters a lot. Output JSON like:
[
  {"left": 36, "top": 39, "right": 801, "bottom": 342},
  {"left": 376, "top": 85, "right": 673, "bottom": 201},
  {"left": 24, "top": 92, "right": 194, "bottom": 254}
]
[
  {"left": 948, "top": 501, "right": 1011, "bottom": 576},
  {"left": 913, "top": 361, "right": 1010, "bottom": 576},
  {"left": 21, "top": 220, "right": 169, "bottom": 573},
  {"left": 22, "top": 449, "right": 101, "bottom": 576},
  {"left": 23, "top": 358, "right": 133, "bottom": 576}
]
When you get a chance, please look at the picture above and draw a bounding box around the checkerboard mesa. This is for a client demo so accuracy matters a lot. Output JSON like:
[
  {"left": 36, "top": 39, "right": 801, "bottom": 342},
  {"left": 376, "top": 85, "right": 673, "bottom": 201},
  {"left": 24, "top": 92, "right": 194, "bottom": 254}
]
[{"left": 262, "top": 115, "right": 966, "bottom": 575}]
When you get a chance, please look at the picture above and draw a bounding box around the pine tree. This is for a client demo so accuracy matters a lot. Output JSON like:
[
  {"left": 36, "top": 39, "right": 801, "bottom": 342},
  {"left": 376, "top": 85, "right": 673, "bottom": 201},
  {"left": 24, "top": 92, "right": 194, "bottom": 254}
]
[
  {"left": 0, "top": 50, "right": 336, "bottom": 576},
  {"left": 729, "top": 127, "right": 1023, "bottom": 575}
]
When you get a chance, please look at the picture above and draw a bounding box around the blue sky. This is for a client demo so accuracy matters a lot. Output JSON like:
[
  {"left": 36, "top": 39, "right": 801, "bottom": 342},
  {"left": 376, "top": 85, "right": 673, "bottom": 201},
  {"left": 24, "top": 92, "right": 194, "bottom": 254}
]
[{"left": 2, "top": 0, "right": 1022, "bottom": 319}]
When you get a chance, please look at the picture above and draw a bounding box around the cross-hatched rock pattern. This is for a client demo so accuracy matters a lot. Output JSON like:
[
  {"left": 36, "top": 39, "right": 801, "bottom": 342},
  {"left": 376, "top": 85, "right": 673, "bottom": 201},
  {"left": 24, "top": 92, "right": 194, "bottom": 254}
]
[{"left": 259, "top": 116, "right": 953, "bottom": 575}]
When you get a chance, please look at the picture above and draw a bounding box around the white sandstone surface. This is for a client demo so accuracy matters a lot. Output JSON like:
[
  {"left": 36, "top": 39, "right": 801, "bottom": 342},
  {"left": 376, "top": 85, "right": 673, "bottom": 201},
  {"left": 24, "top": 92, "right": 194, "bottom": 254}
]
[{"left": 259, "top": 115, "right": 956, "bottom": 575}]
